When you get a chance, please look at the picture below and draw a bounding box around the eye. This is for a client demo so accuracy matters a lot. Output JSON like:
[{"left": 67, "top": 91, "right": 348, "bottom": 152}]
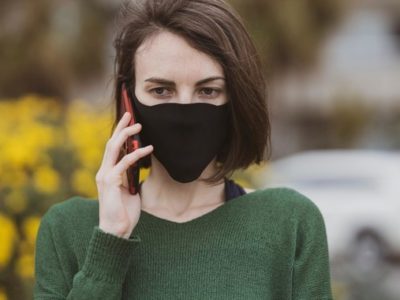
[
  {"left": 149, "top": 87, "right": 172, "bottom": 97},
  {"left": 199, "top": 87, "right": 221, "bottom": 98}
]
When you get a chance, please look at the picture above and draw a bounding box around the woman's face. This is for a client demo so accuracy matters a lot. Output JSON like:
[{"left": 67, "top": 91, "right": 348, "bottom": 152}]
[{"left": 134, "top": 31, "right": 227, "bottom": 106}]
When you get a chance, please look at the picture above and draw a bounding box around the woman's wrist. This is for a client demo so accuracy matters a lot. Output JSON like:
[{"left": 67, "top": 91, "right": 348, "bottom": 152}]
[{"left": 99, "top": 222, "right": 132, "bottom": 239}]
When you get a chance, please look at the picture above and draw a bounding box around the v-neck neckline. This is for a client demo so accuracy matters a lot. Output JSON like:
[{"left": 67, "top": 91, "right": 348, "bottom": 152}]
[
  {"left": 136, "top": 177, "right": 250, "bottom": 227},
  {"left": 138, "top": 190, "right": 258, "bottom": 228}
]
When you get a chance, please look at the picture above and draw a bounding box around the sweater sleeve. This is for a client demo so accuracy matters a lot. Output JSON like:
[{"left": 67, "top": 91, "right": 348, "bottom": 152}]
[
  {"left": 291, "top": 192, "right": 333, "bottom": 300},
  {"left": 34, "top": 214, "right": 140, "bottom": 300}
]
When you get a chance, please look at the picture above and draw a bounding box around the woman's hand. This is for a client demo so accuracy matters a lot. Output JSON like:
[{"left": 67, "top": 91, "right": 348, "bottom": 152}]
[{"left": 95, "top": 112, "right": 153, "bottom": 239}]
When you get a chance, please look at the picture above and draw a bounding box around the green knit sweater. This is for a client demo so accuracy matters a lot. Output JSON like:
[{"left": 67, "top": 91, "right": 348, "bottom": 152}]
[{"left": 34, "top": 187, "right": 333, "bottom": 299}]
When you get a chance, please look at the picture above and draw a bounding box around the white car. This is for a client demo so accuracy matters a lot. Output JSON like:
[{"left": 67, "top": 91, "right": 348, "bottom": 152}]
[{"left": 263, "top": 149, "right": 400, "bottom": 275}]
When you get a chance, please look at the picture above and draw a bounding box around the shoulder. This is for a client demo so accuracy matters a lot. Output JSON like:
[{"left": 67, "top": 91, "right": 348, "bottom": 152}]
[
  {"left": 233, "top": 188, "right": 327, "bottom": 252},
  {"left": 247, "top": 187, "right": 319, "bottom": 210},
  {"left": 243, "top": 187, "right": 324, "bottom": 224},
  {"left": 246, "top": 187, "right": 328, "bottom": 242},
  {"left": 45, "top": 196, "right": 97, "bottom": 218},
  {"left": 40, "top": 196, "right": 99, "bottom": 232},
  {"left": 36, "top": 197, "right": 100, "bottom": 266}
]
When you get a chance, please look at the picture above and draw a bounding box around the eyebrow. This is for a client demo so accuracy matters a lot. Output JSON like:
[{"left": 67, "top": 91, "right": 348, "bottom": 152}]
[{"left": 144, "top": 76, "right": 225, "bottom": 86}]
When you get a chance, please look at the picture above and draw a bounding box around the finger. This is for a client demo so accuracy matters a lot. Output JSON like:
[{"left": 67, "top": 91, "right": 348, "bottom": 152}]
[
  {"left": 111, "top": 112, "right": 132, "bottom": 140},
  {"left": 114, "top": 145, "right": 153, "bottom": 175},
  {"left": 100, "top": 122, "right": 141, "bottom": 171},
  {"left": 96, "top": 114, "right": 138, "bottom": 190},
  {"left": 98, "top": 113, "right": 132, "bottom": 169},
  {"left": 104, "top": 123, "right": 143, "bottom": 169}
]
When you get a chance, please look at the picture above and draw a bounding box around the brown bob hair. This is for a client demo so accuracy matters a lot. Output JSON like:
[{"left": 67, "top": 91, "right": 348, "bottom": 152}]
[{"left": 112, "top": 0, "right": 271, "bottom": 184}]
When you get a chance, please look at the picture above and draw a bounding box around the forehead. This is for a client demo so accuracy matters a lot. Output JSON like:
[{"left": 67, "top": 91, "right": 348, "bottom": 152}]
[{"left": 134, "top": 31, "right": 224, "bottom": 78}]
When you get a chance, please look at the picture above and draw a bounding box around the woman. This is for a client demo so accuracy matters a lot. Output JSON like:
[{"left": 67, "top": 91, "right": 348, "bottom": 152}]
[{"left": 34, "top": 0, "right": 333, "bottom": 299}]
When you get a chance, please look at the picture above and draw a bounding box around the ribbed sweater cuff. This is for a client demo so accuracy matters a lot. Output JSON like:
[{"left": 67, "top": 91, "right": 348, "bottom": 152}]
[{"left": 81, "top": 226, "right": 141, "bottom": 284}]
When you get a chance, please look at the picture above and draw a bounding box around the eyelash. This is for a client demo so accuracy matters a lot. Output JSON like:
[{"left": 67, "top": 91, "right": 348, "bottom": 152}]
[{"left": 149, "top": 87, "right": 222, "bottom": 98}]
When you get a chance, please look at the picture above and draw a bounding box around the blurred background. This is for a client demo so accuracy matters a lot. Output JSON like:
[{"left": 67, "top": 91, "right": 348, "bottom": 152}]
[{"left": 0, "top": 0, "right": 399, "bottom": 299}]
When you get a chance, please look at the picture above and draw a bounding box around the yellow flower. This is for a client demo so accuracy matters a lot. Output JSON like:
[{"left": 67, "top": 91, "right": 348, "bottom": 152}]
[
  {"left": 72, "top": 168, "right": 97, "bottom": 198},
  {"left": 78, "top": 147, "right": 103, "bottom": 170},
  {"left": 17, "top": 95, "right": 61, "bottom": 121},
  {"left": 2, "top": 136, "right": 38, "bottom": 169},
  {"left": 15, "top": 253, "right": 34, "bottom": 279},
  {"left": 4, "top": 190, "right": 28, "bottom": 214},
  {"left": 33, "top": 165, "right": 60, "bottom": 194},
  {"left": 0, "top": 96, "right": 60, "bottom": 167},
  {"left": 22, "top": 216, "right": 41, "bottom": 246},
  {"left": 0, "top": 214, "right": 17, "bottom": 269}
]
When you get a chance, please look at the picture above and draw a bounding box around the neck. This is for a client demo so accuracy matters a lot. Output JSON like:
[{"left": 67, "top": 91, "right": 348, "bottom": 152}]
[{"left": 140, "top": 155, "right": 225, "bottom": 216}]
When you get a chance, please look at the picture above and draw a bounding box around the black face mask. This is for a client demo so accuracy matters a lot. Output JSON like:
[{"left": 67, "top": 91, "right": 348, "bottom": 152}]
[{"left": 131, "top": 93, "right": 229, "bottom": 183}]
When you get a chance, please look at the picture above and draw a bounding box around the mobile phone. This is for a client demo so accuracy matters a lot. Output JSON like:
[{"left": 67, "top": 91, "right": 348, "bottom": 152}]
[{"left": 121, "top": 83, "right": 141, "bottom": 195}]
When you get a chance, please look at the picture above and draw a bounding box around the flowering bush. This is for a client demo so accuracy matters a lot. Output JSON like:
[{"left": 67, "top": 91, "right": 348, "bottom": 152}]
[
  {"left": 0, "top": 95, "right": 115, "bottom": 299},
  {"left": 0, "top": 95, "right": 265, "bottom": 299}
]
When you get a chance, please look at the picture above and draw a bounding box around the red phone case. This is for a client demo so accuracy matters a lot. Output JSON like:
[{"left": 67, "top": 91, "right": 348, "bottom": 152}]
[{"left": 121, "top": 84, "right": 141, "bottom": 195}]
